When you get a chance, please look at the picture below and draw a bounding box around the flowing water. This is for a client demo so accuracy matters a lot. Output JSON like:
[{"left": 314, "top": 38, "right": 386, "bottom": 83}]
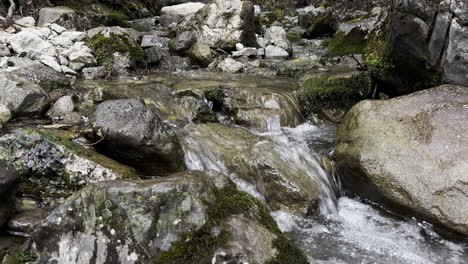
[{"left": 179, "top": 94, "right": 468, "bottom": 263}]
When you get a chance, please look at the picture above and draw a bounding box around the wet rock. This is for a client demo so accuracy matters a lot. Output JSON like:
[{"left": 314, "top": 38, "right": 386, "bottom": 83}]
[
  {"left": 0, "top": 73, "right": 49, "bottom": 117},
  {"left": 265, "top": 45, "right": 289, "bottom": 58},
  {"left": 184, "top": 123, "right": 321, "bottom": 214},
  {"left": 217, "top": 58, "right": 245, "bottom": 73},
  {"left": 0, "top": 128, "right": 136, "bottom": 200},
  {"left": 144, "top": 46, "right": 164, "bottom": 64},
  {"left": 335, "top": 85, "right": 468, "bottom": 236},
  {"left": 82, "top": 66, "right": 106, "bottom": 80},
  {"left": 93, "top": 99, "right": 185, "bottom": 176},
  {"left": 8, "top": 208, "right": 48, "bottom": 235},
  {"left": 9, "top": 31, "right": 55, "bottom": 60},
  {"left": 37, "top": 7, "right": 77, "bottom": 29},
  {"left": 161, "top": 2, "right": 206, "bottom": 16},
  {"left": 178, "top": 0, "right": 257, "bottom": 50},
  {"left": 27, "top": 170, "right": 306, "bottom": 264},
  {"left": 0, "top": 161, "right": 19, "bottom": 227},
  {"left": 169, "top": 31, "right": 196, "bottom": 52}
]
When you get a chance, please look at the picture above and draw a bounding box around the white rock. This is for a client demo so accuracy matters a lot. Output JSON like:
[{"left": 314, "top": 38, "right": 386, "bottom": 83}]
[
  {"left": 235, "top": 43, "right": 245, "bottom": 51},
  {"left": 82, "top": 66, "right": 106, "bottom": 80},
  {"left": 0, "top": 44, "right": 10, "bottom": 57},
  {"left": 232, "top": 47, "right": 257, "bottom": 58},
  {"left": 256, "top": 37, "right": 267, "bottom": 48},
  {"left": 69, "top": 62, "right": 85, "bottom": 71},
  {"left": 0, "top": 104, "right": 11, "bottom": 123},
  {"left": 256, "top": 48, "right": 265, "bottom": 57},
  {"left": 265, "top": 45, "right": 289, "bottom": 58},
  {"left": 20, "top": 27, "right": 47, "bottom": 39},
  {"left": 61, "top": 31, "right": 88, "bottom": 42},
  {"left": 217, "top": 58, "right": 244, "bottom": 73},
  {"left": 69, "top": 49, "right": 96, "bottom": 66},
  {"left": 0, "top": 32, "right": 12, "bottom": 44},
  {"left": 16, "top": 17, "right": 36, "bottom": 27},
  {"left": 141, "top": 35, "right": 169, "bottom": 48},
  {"left": 58, "top": 55, "right": 69, "bottom": 66},
  {"left": 50, "top": 36, "right": 74, "bottom": 47},
  {"left": 161, "top": 2, "right": 205, "bottom": 16},
  {"left": 40, "top": 55, "right": 61, "bottom": 72},
  {"left": 264, "top": 26, "right": 292, "bottom": 54},
  {"left": 50, "top": 23, "right": 67, "bottom": 34},
  {"left": 9, "top": 31, "right": 55, "bottom": 59},
  {"left": 47, "top": 95, "right": 75, "bottom": 120},
  {"left": 60, "top": 65, "right": 76, "bottom": 75}
]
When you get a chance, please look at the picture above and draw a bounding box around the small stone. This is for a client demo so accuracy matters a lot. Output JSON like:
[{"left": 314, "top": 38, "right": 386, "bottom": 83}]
[
  {"left": 69, "top": 49, "right": 97, "bottom": 66},
  {"left": 82, "top": 66, "right": 106, "bottom": 80},
  {"left": 61, "top": 31, "right": 88, "bottom": 42},
  {"left": 60, "top": 65, "right": 76, "bottom": 75},
  {"left": 46, "top": 95, "right": 75, "bottom": 120},
  {"left": 141, "top": 35, "right": 169, "bottom": 49},
  {"left": 170, "top": 31, "right": 195, "bottom": 52},
  {"left": 50, "top": 23, "right": 67, "bottom": 34},
  {"left": 144, "top": 47, "right": 164, "bottom": 64},
  {"left": 69, "top": 62, "right": 85, "bottom": 71},
  {"left": 50, "top": 36, "right": 74, "bottom": 47},
  {"left": 0, "top": 104, "right": 11, "bottom": 123},
  {"left": 265, "top": 45, "right": 289, "bottom": 58},
  {"left": 0, "top": 44, "right": 10, "bottom": 57},
  {"left": 217, "top": 58, "right": 244, "bottom": 73},
  {"left": 236, "top": 43, "right": 245, "bottom": 51},
  {"left": 16, "top": 16, "right": 36, "bottom": 27},
  {"left": 256, "top": 48, "right": 265, "bottom": 57},
  {"left": 232, "top": 47, "right": 257, "bottom": 58},
  {"left": 40, "top": 55, "right": 61, "bottom": 72}
]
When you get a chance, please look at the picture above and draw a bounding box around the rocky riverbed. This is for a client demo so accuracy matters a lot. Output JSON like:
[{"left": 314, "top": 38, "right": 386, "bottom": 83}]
[{"left": 0, "top": 0, "right": 467, "bottom": 263}]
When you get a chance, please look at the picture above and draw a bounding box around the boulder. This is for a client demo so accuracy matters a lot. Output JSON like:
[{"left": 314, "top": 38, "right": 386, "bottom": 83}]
[
  {"left": 179, "top": 0, "right": 257, "bottom": 50},
  {"left": 61, "top": 31, "right": 88, "bottom": 42},
  {"left": 0, "top": 43, "right": 10, "bottom": 56},
  {"left": 0, "top": 128, "right": 137, "bottom": 199},
  {"left": 264, "top": 26, "right": 292, "bottom": 54},
  {"left": 46, "top": 95, "right": 76, "bottom": 121},
  {"left": 0, "top": 161, "right": 19, "bottom": 227},
  {"left": 15, "top": 16, "right": 35, "bottom": 27},
  {"left": 1, "top": 57, "right": 68, "bottom": 84},
  {"left": 265, "top": 45, "right": 289, "bottom": 58},
  {"left": 232, "top": 47, "right": 257, "bottom": 57},
  {"left": 442, "top": 18, "right": 468, "bottom": 86},
  {"left": 0, "top": 73, "right": 49, "bottom": 117},
  {"left": 217, "top": 58, "right": 245, "bottom": 73},
  {"left": 335, "top": 85, "right": 468, "bottom": 236},
  {"left": 0, "top": 105, "right": 11, "bottom": 123},
  {"left": 9, "top": 31, "right": 55, "bottom": 59},
  {"left": 144, "top": 46, "right": 164, "bottom": 64},
  {"left": 39, "top": 55, "right": 61, "bottom": 72},
  {"left": 37, "top": 7, "right": 77, "bottom": 29},
  {"left": 93, "top": 99, "right": 185, "bottom": 176},
  {"left": 161, "top": 2, "right": 206, "bottom": 16},
  {"left": 27, "top": 170, "right": 307, "bottom": 264},
  {"left": 140, "top": 35, "right": 170, "bottom": 49},
  {"left": 187, "top": 42, "right": 213, "bottom": 65},
  {"left": 169, "top": 31, "right": 196, "bottom": 52},
  {"left": 82, "top": 66, "right": 106, "bottom": 80},
  {"left": 69, "top": 49, "right": 97, "bottom": 66}
]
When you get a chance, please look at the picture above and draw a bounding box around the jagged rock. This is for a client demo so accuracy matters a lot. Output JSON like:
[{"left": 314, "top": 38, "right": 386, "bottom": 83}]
[
  {"left": 442, "top": 18, "right": 468, "bottom": 86},
  {"left": 161, "top": 2, "right": 206, "bottom": 16},
  {"left": 144, "top": 46, "right": 164, "bottom": 64},
  {"left": 82, "top": 66, "right": 106, "bottom": 80},
  {"left": 69, "top": 49, "right": 97, "bottom": 66},
  {"left": 217, "top": 58, "right": 245, "bottom": 73},
  {"left": 0, "top": 161, "right": 19, "bottom": 227},
  {"left": 232, "top": 47, "right": 257, "bottom": 57},
  {"left": 264, "top": 26, "right": 292, "bottom": 54},
  {"left": 140, "top": 35, "right": 170, "bottom": 49},
  {"left": 8, "top": 208, "right": 48, "bottom": 235},
  {"left": 60, "top": 65, "right": 77, "bottom": 75},
  {"left": 93, "top": 99, "right": 185, "bottom": 176},
  {"left": 39, "top": 55, "right": 61, "bottom": 72},
  {"left": 60, "top": 31, "right": 88, "bottom": 42},
  {"left": 0, "top": 128, "right": 137, "bottom": 199},
  {"left": 178, "top": 0, "right": 257, "bottom": 50},
  {"left": 50, "top": 23, "right": 67, "bottom": 34},
  {"left": 26, "top": 170, "right": 306, "bottom": 264},
  {"left": 265, "top": 45, "right": 289, "bottom": 58},
  {"left": 170, "top": 31, "right": 196, "bottom": 52},
  {"left": 0, "top": 73, "right": 48, "bottom": 117},
  {"left": 1, "top": 57, "right": 68, "bottom": 83},
  {"left": 87, "top": 26, "right": 142, "bottom": 42},
  {"left": 335, "top": 85, "right": 468, "bottom": 236},
  {"left": 49, "top": 36, "right": 74, "bottom": 47},
  {"left": 158, "top": 14, "right": 181, "bottom": 27},
  {"left": 0, "top": 44, "right": 10, "bottom": 57},
  {"left": 37, "top": 7, "right": 77, "bottom": 29},
  {"left": 9, "top": 31, "right": 55, "bottom": 59}
]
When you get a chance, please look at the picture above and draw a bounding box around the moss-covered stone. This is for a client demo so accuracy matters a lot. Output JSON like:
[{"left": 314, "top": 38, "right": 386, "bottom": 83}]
[
  {"left": 298, "top": 73, "right": 372, "bottom": 117},
  {"left": 38, "top": 79, "right": 71, "bottom": 92},
  {"left": 326, "top": 28, "right": 367, "bottom": 57},
  {"left": 85, "top": 33, "right": 144, "bottom": 68},
  {"left": 305, "top": 11, "right": 337, "bottom": 38}
]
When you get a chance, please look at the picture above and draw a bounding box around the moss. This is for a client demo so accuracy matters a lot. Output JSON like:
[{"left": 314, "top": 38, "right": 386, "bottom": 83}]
[
  {"left": 306, "top": 11, "right": 337, "bottom": 38},
  {"left": 326, "top": 29, "right": 367, "bottom": 57},
  {"left": 7, "top": 252, "right": 37, "bottom": 264},
  {"left": 85, "top": 33, "right": 144, "bottom": 68},
  {"left": 345, "top": 16, "right": 366, "bottom": 24},
  {"left": 38, "top": 80, "right": 71, "bottom": 92},
  {"left": 155, "top": 182, "right": 307, "bottom": 264},
  {"left": 298, "top": 73, "right": 372, "bottom": 116},
  {"left": 104, "top": 12, "right": 131, "bottom": 27},
  {"left": 287, "top": 32, "right": 302, "bottom": 44}
]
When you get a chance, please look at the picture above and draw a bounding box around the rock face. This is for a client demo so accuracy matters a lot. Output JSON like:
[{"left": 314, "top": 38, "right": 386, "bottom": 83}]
[
  {"left": 179, "top": 0, "right": 257, "bottom": 50},
  {"left": 335, "top": 85, "right": 468, "bottom": 236},
  {"left": 0, "top": 128, "right": 136, "bottom": 199},
  {"left": 93, "top": 99, "right": 185, "bottom": 176},
  {"left": 0, "top": 161, "right": 19, "bottom": 227},
  {"left": 37, "top": 7, "right": 78, "bottom": 29},
  {"left": 27, "top": 170, "right": 307, "bottom": 264},
  {"left": 0, "top": 73, "right": 49, "bottom": 117}
]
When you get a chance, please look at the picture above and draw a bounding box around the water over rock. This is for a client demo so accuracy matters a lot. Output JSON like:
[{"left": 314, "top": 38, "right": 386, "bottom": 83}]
[
  {"left": 0, "top": 161, "right": 19, "bottom": 227},
  {"left": 335, "top": 84, "right": 468, "bottom": 236}
]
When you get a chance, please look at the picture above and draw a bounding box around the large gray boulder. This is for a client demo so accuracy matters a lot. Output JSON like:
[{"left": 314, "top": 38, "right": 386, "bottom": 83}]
[
  {"left": 9, "top": 31, "right": 56, "bottom": 59},
  {"left": 0, "top": 128, "right": 136, "bottom": 200},
  {"left": 27, "top": 170, "right": 307, "bottom": 264},
  {"left": 178, "top": 0, "right": 257, "bottom": 50},
  {"left": 2, "top": 57, "right": 68, "bottom": 84},
  {"left": 334, "top": 85, "right": 468, "bottom": 236},
  {"left": 0, "top": 161, "right": 19, "bottom": 227},
  {"left": 93, "top": 99, "right": 185, "bottom": 176},
  {"left": 0, "top": 73, "right": 49, "bottom": 117},
  {"left": 161, "top": 2, "right": 206, "bottom": 16},
  {"left": 37, "top": 7, "right": 78, "bottom": 29}
]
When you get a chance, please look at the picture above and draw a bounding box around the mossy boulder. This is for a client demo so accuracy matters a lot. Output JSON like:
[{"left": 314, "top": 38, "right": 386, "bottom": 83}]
[
  {"left": 27, "top": 170, "right": 307, "bottom": 264},
  {"left": 298, "top": 72, "right": 372, "bottom": 121},
  {"left": 0, "top": 128, "right": 136, "bottom": 200},
  {"left": 85, "top": 32, "right": 144, "bottom": 72},
  {"left": 304, "top": 11, "right": 337, "bottom": 38},
  {"left": 325, "top": 28, "right": 367, "bottom": 57}
]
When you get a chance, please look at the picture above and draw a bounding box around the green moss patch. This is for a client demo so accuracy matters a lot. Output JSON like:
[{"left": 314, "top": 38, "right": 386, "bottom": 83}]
[
  {"left": 155, "top": 182, "right": 308, "bottom": 264},
  {"left": 306, "top": 11, "right": 337, "bottom": 38},
  {"left": 85, "top": 33, "right": 144, "bottom": 68},
  {"left": 298, "top": 73, "right": 372, "bottom": 116},
  {"left": 326, "top": 28, "right": 367, "bottom": 57}
]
